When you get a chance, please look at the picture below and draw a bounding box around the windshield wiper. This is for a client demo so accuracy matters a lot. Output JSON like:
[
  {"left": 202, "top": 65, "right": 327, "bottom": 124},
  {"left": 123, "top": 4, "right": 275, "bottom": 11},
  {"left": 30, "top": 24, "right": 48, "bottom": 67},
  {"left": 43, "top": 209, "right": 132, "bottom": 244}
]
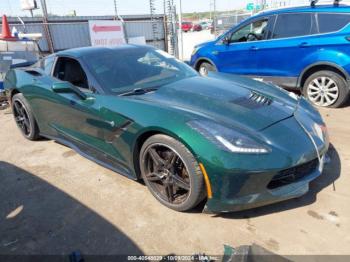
[{"left": 118, "top": 87, "right": 158, "bottom": 97}]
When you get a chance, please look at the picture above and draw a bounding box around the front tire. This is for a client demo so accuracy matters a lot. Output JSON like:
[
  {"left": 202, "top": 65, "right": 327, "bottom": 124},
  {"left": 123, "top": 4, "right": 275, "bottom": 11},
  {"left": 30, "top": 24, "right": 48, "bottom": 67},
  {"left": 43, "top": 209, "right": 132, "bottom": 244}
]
[
  {"left": 12, "top": 93, "right": 40, "bottom": 141},
  {"left": 139, "top": 134, "right": 205, "bottom": 212},
  {"left": 303, "top": 70, "right": 349, "bottom": 108},
  {"left": 198, "top": 62, "right": 216, "bottom": 76}
]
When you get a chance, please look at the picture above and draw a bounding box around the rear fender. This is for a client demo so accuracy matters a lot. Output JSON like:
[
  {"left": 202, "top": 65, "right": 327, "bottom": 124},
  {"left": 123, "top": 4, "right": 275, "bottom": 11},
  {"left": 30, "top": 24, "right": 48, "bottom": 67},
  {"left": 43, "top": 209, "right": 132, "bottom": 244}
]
[{"left": 298, "top": 49, "right": 350, "bottom": 84}]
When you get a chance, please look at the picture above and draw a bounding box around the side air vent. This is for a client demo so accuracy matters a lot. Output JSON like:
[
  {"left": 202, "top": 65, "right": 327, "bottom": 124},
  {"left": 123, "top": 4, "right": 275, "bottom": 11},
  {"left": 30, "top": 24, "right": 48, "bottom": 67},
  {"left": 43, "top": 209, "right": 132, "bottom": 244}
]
[{"left": 248, "top": 91, "right": 273, "bottom": 106}]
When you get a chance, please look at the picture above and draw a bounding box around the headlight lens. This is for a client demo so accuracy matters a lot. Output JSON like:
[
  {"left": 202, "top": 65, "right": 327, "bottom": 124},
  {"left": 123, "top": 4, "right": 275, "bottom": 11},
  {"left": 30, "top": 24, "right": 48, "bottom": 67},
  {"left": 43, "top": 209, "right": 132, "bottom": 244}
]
[
  {"left": 191, "top": 47, "right": 199, "bottom": 56},
  {"left": 188, "top": 120, "right": 270, "bottom": 154}
]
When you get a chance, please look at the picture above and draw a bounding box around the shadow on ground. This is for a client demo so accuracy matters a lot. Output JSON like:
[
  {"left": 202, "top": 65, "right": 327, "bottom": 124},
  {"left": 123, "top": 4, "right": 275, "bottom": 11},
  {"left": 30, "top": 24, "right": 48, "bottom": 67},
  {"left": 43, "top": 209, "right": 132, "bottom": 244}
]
[
  {"left": 0, "top": 161, "right": 143, "bottom": 256},
  {"left": 215, "top": 144, "right": 341, "bottom": 219}
]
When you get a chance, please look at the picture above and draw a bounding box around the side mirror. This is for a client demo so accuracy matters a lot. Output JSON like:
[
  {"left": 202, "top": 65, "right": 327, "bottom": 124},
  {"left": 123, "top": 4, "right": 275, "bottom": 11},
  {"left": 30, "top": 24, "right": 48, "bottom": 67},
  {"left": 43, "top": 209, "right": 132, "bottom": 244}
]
[
  {"left": 52, "top": 82, "right": 87, "bottom": 100},
  {"left": 222, "top": 36, "right": 230, "bottom": 45}
]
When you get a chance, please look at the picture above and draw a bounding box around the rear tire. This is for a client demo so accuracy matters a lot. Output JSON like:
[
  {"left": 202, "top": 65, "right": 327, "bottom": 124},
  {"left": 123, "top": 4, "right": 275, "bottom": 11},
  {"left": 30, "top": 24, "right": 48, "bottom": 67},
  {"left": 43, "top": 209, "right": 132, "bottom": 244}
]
[
  {"left": 12, "top": 93, "right": 40, "bottom": 141},
  {"left": 139, "top": 134, "right": 205, "bottom": 212},
  {"left": 198, "top": 62, "right": 216, "bottom": 76},
  {"left": 303, "top": 70, "right": 349, "bottom": 108}
]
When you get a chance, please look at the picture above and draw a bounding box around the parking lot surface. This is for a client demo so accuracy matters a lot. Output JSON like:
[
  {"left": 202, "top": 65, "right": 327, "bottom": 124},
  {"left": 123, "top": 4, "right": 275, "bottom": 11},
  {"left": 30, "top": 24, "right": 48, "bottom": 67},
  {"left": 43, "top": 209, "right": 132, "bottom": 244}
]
[
  {"left": 0, "top": 103, "right": 350, "bottom": 256},
  {"left": 180, "top": 30, "right": 215, "bottom": 61}
]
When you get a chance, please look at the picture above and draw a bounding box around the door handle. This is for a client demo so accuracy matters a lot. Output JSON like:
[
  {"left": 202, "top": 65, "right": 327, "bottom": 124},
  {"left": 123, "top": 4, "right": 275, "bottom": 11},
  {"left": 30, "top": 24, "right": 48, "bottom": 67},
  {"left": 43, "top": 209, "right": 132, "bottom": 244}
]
[
  {"left": 250, "top": 46, "right": 259, "bottom": 51},
  {"left": 299, "top": 42, "right": 310, "bottom": 48}
]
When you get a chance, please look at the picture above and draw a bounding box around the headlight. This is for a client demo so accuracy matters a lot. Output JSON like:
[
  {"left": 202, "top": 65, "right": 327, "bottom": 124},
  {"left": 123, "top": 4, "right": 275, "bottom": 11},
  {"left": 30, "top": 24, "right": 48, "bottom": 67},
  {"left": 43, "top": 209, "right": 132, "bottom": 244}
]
[
  {"left": 191, "top": 47, "right": 199, "bottom": 56},
  {"left": 188, "top": 120, "right": 270, "bottom": 154}
]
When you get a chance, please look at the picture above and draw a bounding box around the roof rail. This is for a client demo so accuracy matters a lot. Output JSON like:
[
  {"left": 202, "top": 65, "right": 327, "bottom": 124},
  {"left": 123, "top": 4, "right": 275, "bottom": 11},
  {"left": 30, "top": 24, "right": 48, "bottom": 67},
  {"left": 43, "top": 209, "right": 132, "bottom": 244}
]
[
  {"left": 310, "top": 0, "right": 342, "bottom": 7},
  {"left": 257, "top": 0, "right": 347, "bottom": 14},
  {"left": 310, "top": 0, "right": 319, "bottom": 7},
  {"left": 334, "top": 0, "right": 341, "bottom": 6}
]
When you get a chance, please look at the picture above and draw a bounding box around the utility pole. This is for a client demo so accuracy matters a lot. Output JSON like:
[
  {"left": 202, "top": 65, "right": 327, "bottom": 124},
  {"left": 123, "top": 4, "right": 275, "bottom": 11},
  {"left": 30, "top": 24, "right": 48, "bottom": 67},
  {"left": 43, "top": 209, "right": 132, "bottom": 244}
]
[
  {"left": 113, "top": 0, "right": 118, "bottom": 19},
  {"left": 40, "top": 0, "right": 54, "bottom": 53},
  {"left": 178, "top": 0, "right": 184, "bottom": 60},
  {"left": 209, "top": 0, "right": 212, "bottom": 21},
  {"left": 213, "top": 0, "right": 216, "bottom": 35}
]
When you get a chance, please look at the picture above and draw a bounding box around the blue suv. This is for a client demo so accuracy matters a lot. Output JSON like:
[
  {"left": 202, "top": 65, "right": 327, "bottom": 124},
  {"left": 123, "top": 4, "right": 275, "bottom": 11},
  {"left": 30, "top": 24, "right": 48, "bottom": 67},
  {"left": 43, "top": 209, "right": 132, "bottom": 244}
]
[{"left": 190, "top": 4, "right": 350, "bottom": 108}]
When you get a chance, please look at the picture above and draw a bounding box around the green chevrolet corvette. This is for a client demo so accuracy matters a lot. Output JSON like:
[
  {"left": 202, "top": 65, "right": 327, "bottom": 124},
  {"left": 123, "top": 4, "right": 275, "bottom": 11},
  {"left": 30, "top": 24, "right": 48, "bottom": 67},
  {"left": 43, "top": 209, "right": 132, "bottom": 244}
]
[{"left": 4, "top": 45, "right": 329, "bottom": 213}]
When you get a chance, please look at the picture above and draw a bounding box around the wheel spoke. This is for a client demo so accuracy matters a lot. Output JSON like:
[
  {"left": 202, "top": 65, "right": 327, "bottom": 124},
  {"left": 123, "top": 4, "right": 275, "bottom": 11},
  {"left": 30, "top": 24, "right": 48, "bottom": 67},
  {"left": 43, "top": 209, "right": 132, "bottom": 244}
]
[
  {"left": 325, "top": 80, "right": 335, "bottom": 89},
  {"left": 309, "top": 85, "right": 319, "bottom": 91},
  {"left": 326, "top": 86, "right": 338, "bottom": 92},
  {"left": 308, "top": 89, "right": 319, "bottom": 95},
  {"left": 19, "top": 107, "right": 26, "bottom": 116},
  {"left": 23, "top": 118, "right": 30, "bottom": 129},
  {"left": 146, "top": 172, "right": 163, "bottom": 182},
  {"left": 166, "top": 152, "right": 177, "bottom": 167},
  {"left": 13, "top": 102, "right": 22, "bottom": 115},
  {"left": 15, "top": 116, "right": 24, "bottom": 123},
  {"left": 324, "top": 94, "right": 332, "bottom": 105},
  {"left": 311, "top": 93, "right": 321, "bottom": 101},
  {"left": 172, "top": 174, "right": 190, "bottom": 190},
  {"left": 313, "top": 79, "right": 322, "bottom": 88},
  {"left": 165, "top": 184, "right": 174, "bottom": 203},
  {"left": 327, "top": 92, "right": 338, "bottom": 99},
  {"left": 148, "top": 148, "right": 165, "bottom": 167}
]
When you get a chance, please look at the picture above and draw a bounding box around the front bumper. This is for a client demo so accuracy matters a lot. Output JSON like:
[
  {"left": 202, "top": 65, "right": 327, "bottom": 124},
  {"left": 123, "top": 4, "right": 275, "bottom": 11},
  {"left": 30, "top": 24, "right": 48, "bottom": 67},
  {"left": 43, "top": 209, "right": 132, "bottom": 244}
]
[
  {"left": 204, "top": 155, "right": 326, "bottom": 213},
  {"left": 201, "top": 99, "right": 329, "bottom": 213}
]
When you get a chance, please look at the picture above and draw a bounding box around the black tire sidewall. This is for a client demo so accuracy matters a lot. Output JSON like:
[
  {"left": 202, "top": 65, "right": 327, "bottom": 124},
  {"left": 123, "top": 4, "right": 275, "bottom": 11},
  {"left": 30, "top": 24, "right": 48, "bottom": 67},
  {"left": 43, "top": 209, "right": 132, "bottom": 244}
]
[
  {"left": 303, "top": 70, "right": 349, "bottom": 108},
  {"left": 12, "top": 93, "right": 40, "bottom": 140},
  {"left": 139, "top": 134, "right": 205, "bottom": 212}
]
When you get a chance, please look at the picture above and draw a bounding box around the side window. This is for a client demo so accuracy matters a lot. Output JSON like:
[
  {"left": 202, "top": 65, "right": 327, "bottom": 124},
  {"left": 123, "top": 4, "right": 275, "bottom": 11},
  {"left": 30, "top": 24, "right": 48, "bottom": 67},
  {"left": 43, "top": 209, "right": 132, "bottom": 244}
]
[
  {"left": 318, "top": 13, "right": 350, "bottom": 33},
  {"left": 230, "top": 18, "right": 269, "bottom": 43},
  {"left": 273, "top": 13, "right": 313, "bottom": 39},
  {"left": 53, "top": 57, "right": 89, "bottom": 90}
]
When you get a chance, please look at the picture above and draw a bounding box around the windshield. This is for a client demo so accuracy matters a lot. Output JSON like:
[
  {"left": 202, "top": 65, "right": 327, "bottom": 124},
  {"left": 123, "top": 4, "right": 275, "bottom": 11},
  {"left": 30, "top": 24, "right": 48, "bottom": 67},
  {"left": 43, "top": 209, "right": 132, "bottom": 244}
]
[{"left": 83, "top": 47, "right": 197, "bottom": 94}]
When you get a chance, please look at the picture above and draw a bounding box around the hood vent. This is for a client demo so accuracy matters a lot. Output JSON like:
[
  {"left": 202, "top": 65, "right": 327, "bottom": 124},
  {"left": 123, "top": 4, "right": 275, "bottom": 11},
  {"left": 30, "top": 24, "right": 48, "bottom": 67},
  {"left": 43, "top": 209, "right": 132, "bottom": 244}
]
[
  {"left": 230, "top": 91, "right": 273, "bottom": 109},
  {"left": 248, "top": 91, "right": 273, "bottom": 106}
]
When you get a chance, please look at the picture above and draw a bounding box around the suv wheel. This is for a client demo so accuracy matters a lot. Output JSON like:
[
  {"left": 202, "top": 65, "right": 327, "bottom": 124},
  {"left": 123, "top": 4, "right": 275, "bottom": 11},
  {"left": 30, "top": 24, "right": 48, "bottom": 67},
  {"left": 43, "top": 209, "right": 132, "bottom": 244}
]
[
  {"left": 198, "top": 62, "right": 216, "bottom": 76},
  {"left": 303, "top": 70, "right": 349, "bottom": 108}
]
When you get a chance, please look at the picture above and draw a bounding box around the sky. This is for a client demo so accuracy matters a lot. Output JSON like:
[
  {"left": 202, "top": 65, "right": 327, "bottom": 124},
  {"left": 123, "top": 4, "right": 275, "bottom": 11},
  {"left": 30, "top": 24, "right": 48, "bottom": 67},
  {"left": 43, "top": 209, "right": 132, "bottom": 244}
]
[{"left": 0, "top": 0, "right": 315, "bottom": 17}]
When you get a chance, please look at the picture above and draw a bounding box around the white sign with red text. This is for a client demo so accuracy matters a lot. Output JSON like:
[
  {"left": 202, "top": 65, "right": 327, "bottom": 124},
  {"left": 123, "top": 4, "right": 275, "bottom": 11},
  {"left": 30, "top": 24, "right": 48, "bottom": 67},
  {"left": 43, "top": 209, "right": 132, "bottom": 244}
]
[{"left": 88, "top": 20, "right": 125, "bottom": 47}]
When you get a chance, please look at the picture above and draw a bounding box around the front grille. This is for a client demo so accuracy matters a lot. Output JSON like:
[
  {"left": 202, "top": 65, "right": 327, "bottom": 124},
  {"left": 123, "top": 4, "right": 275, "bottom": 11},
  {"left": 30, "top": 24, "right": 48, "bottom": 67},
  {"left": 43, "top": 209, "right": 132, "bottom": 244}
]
[{"left": 267, "top": 158, "right": 319, "bottom": 189}]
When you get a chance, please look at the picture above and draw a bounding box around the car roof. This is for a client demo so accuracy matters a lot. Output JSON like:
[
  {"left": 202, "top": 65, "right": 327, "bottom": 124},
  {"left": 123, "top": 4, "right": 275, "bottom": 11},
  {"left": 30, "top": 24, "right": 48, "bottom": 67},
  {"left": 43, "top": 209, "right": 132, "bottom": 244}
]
[
  {"left": 257, "top": 4, "right": 350, "bottom": 17},
  {"left": 56, "top": 44, "right": 153, "bottom": 58}
]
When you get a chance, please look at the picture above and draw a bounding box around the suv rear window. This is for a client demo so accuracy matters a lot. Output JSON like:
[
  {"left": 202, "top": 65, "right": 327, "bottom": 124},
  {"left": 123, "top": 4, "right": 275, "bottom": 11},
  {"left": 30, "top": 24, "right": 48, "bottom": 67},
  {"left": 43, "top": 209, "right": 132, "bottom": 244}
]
[
  {"left": 273, "top": 13, "right": 313, "bottom": 39},
  {"left": 318, "top": 13, "right": 350, "bottom": 33}
]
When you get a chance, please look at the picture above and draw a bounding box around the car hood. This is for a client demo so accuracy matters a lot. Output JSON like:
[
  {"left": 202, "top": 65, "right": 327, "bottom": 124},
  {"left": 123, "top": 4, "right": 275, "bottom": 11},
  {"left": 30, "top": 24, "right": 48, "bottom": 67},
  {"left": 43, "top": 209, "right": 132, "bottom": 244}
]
[
  {"left": 135, "top": 75, "right": 299, "bottom": 131},
  {"left": 195, "top": 40, "right": 215, "bottom": 49}
]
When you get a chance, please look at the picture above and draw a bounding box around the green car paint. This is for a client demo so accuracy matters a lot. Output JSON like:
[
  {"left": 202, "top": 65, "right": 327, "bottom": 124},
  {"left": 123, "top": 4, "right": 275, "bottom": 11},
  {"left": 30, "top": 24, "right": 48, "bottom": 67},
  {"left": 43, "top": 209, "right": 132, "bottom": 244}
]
[{"left": 4, "top": 46, "right": 329, "bottom": 213}]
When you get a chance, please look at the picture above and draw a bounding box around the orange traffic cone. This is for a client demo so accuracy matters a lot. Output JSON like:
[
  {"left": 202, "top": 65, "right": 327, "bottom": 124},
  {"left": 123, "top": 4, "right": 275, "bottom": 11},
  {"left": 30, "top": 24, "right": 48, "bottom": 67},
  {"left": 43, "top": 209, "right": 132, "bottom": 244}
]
[{"left": 1, "top": 15, "right": 15, "bottom": 39}]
